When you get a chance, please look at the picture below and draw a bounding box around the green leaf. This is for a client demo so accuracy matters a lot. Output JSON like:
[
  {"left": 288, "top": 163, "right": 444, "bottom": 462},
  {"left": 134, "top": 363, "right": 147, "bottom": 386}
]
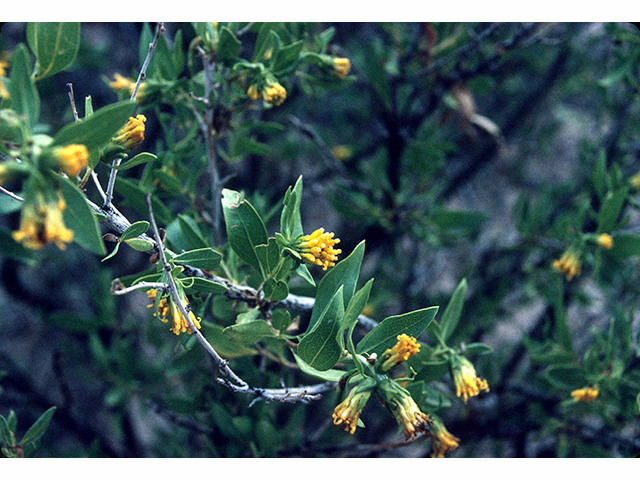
[
  {"left": 272, "top": 309, "right": 292, "bottom": 333},
  {"left": 178, "top": 214, "right": 208, "bottom": 250},
  {"left": 58, "top": 175, "right": 106, "bottom": 255},
  {"left": 51, "top": 100, "right": 136, "bottom": 167},
  {"left": 27, "top": 22, "right": 80, "bottom": 80},
  {"left": 111, "top": 152, "right": 157, "bottom": 170},
  {"left": 544, "top": 364, "right": 588, "bottom": 390},
  {"left": 342, "top": 278, "right": 374, "bottom": 332},
  {"left": 123, "top": 238, "right": 154, "bottom": 252},
  {"left": 607, "top": 233, "right": 640, "bottom": 260},
  {"left": 173, "top": 248, "right": 222, "bottom": 270},
  {"left": 597, "top": 187, "right": 628, "bottom": 233},
  {"left": 356, "top": 306, "right": 439, "bottom": 356},
  {"left": 9, "top": 43, "right": 40, "bottom": 130},
  {"left": 19, "top": 406, "right": 56, "bottom": 446},
  {"left": 309, "top": 240, "right": 365, "bottom": 332},
  {"left": 255, "top": 237, "right": 281, "bottom": 277},
  {"left": 120, "top": 221, "right": 149, "bottom": 242},
  {"left": 297, "top": 286, "right": 344, "bottom": 371},
  {"left": 280, "top": 175, "right": 303, "bottom": 241},
  {"left": 440, "top": 278, "right": 467, "bottom": 341},
  {"left": 181, "top": 277, "right": 228, "bottom": 294},
  {"left": 218, "top": 27, "right": 242, "bottom": 66},
  {"left": 101, "top": 242, "right": 120, "bottom": 262},
  {"left": 272, "top": 40, "right": 304, "bottom": 76},
  {"left": 263, "top": 277, "right": 289, "bottom": 301},
  {"left": 223, "top": 320, "right": 277, "bottom": 345},
  {"left": 113, "top": 177, "right": 172, "bottom": 225},
  {"left": 413, "top": 360, "right": 450, "bottom": 384},
  {"left": 200, "top": 323, "right": 257, "bottom": 358},
  {"left": 153, "top": 33, "right": 176, "bottom": 80},
  {"left": 0, "top": 415, "right": 16, "bottom": 448},
  {"left": 464, "top": 342, "right": 494, "bottom": 356},
  {"left": 221, "top": 189, "right": 269, "bottom": 276},
  {"left": 293, "top": 353, "right": 345, "bottom": 382}
]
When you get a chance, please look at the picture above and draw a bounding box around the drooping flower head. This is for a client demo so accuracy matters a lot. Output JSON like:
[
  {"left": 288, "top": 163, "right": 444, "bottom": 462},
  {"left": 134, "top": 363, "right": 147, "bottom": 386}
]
[
  {"left": 12, "top": 190, "right": 74, "bottom": 250},
  {"left": 332, "top": 379, "right": 375, "bottom": 435},
  {"left": 377, "top": 379, "right": 431, "bottom": 440},
  {"left": 112, "top": 115, "right": 146, "bottom": 152},
  {"left": 147, "top": 289, "right": 202, "bottom": 336},
  {"left": 262, "top": 81, "right": 287, "bottom": 106},
  {"left": 294, "top": 228, "right": 342, "bottom": 270},
  {"left": 428, "top": 416, "right": 460, "bottom": 458},
  {"left": 552, "top": 249, "right": 581, "bottom": 281},
  {"left": 450, "top": 354, "right": 489, "bottom": 403},
  {"left": 571, "top": 386, "right": 598, "bottom": 404},
  {"left": 332, "top": 57, "right": 351, "bottom": 79},
  {"left": 379, "top": 334, "right": 420, "bottom": 372},
  {"left": 53, "top": 144, "right": 89, "bottom": 177}
]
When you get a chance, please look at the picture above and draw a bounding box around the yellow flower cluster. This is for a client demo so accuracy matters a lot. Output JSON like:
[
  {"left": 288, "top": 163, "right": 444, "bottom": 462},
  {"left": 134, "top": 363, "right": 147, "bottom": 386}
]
[
  {"left": 380, "top": 334, "right": 420, "bottom": 371},
  {"left": 571, "top": 386, "right": 598, "bottom": 404},
  {"left": 247, "top": 81, "right": 287, "bottom": 106},
  {"left": 113, "top": 115, "right": 146, "bottom": 152},
  {"left": 332, "top": 385, "right": 373, "bottom": 435},
  {"left": 55, "top": 144, "right": 89, "bottom": 177},
  {"left": 296, "top": 228, "right": 342, "bottom": 270},
  {"left": 429, "top": 417, "right": 460, "bottom": 458},
  {"left": 109, "top": 73, "right": 147, "bottom": 102},
  {"left": 451, "top": 355, "right": 489, "bottom": 403},
  {"left": 147, "top": 289, "right": 202, "bottom": 336},
  {"left": 332, "top": 57, "right": 351, "bottom": 79},
  {"left": 552, "top": 250, "right": 581, "bottom": 281},
  {"left": 0, "top": 59, "right": 9, "bottom": 99},
  {"left": 12, "top": 192, "right": 73, "bottom": 250},
  {"left": 392, "top": 392, "right": 432, "bottom": 440}
]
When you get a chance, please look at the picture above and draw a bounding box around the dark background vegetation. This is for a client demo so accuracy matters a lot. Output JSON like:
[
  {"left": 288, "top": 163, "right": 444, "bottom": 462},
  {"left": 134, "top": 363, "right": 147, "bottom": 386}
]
[{"left": 1, "top": 22, "right": 640, "bottom": 457}]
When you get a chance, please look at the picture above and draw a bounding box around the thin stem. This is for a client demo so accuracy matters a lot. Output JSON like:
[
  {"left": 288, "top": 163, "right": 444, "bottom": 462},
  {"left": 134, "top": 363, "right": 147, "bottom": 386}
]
[
  {"left": 0, "top": 186, "right": 24, "bottom": 202},
  {"left": 66, "top": 83, "right": 79, "bottom": 121},
  {"left": 103, "top": 22, "right": 164, "bottom": 210}
]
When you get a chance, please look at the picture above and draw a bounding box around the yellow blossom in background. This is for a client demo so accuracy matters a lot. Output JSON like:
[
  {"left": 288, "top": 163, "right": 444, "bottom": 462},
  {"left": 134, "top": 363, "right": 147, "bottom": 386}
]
[
  {"left": 571, "top": 386, "right": 598, "bottom": 404},
  {"left": 262, "top": 81, "right": 287, "bottom": 106},
  {"left": 380, "top": 334, "right": 420, "bottom": 371},
  {"left": 596, "top": 233, "right": 613, "bottom": 250},
  {"left": 332, "top": 57, "right": 351, "bottom": 79},
  {"left": 451, "top": 355, "right": 489, "bottom": 402},
  {"left": 429, "top": 416, "right": 460, "bottom": 458},
  {"left": 54, "top": 144, "right": 89, "bottom": 177},
  {"left": 12, "top": 191, "right": 73, "bottom": 250},
  {"left": 552, "top": 249, "right": 581, "bottom": 281},
  {"left": 332, "top": 383, "right": 374, "bottom": 434},
  {"left": 147, "top": 289, "right": 202, "bottom": 336},
  {"left": 0, "top": 60, "right": 9, "bottom": 99},
  {"left": 113, "top": 115, "right": 146, "bottom": 151},
  {"left": 331, "top": 144, "right": 353, "bottom": 161},
  {"left": 109, "top": 73, "right": 135, "bottom": 92},
  {"left": 630, "top": 171, "right": 640, "bottom": 190},
  {"left": 295, "top": 228, "right": 342, "bottom": 270}
]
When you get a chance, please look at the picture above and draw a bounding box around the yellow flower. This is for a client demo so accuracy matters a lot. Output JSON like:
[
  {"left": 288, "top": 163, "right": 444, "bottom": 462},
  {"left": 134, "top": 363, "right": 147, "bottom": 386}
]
[
  {"left": 147, "top": 289, "right": 202, "bottom": 336},
  {"left": 379, "top": 334, "right": 420, "bottom": 372},
  {"left": 428, "top": 416, "right": 460, "bottom": 458},
  {"left": 630, "top": 171, "right": 640, "bottom": 190},
  {"left": 247, "top": 84, "right": 261, "bottom": 101},
  {"left": 377, "top": 379, "right": 431, "bottom": 440},
  {"left": 112, "top": 115, "right": 146, "bottom": 152},
  {"left": 54, "top": 144, "right": 89, "bottom": 177},
  {"left": 109, "top": 73, "right": 136, "bottom": 92},
  {"left": 596, "top": 233, "right": 613, "bottom": 250},
  {"left": 451, "top": 355, "right": 489, "bottom": 403},
  {"left": 331, "top": 144, "right": 353, "bottom": 161},
  {"left": 332, "top": 380, "right": 375, "bottom": 434},
  {"left": 552, "top": 249, "right": 581, "bottom": 281},
  {"left": 262, "top": 81, "right": 287, "bottom": 106},
  {"left": 12, "top": 191, "right": 73, "bottom": 250},
  {"left": 332, "top": 57, "right": 351, "bottom": 79},
  {"left": 0, "top": 60, "right": 9, "bottom": 99},
  {"left": 295, "top": 228, "right": 342, "bottom": 270},
  {"left": 571, "top": 386, "right": 598, "bottom": 404}
]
